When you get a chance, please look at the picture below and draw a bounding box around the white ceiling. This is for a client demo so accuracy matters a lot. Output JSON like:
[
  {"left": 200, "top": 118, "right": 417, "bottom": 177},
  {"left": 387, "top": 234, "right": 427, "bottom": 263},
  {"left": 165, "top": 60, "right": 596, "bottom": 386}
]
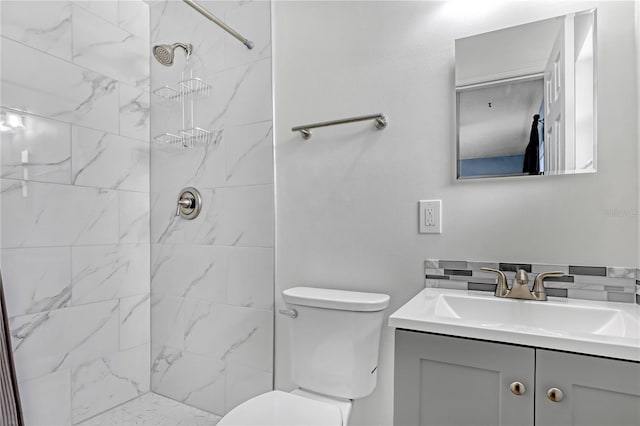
[{"left": 458, "top": 78, "right": 544, "bottom": 160}]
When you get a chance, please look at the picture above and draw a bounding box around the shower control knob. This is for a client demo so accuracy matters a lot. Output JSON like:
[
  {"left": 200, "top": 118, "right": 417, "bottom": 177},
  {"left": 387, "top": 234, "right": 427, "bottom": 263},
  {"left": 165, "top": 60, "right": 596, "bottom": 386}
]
[
  {"left": 178, "top": 198, "right": 194, "bottom": 209},
  {"left": 176, "top": 187, "right": 202, "bottom": 220}
]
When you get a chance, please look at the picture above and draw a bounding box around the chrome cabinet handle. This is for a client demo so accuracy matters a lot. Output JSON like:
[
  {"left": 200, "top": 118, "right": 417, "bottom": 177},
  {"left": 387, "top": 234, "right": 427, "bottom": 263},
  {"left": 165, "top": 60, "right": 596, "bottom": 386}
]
[
  {"left": 547, "top": 387, "right": 564, "bottom": 402},
  {"left": 510, "top": 381, "right": 526, "bottom": 395}
]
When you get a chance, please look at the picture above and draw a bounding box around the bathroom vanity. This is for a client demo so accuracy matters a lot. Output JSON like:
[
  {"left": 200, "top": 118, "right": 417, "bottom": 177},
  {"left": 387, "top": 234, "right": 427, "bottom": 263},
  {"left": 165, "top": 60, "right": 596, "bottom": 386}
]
[{"left": 389, "top": 289, "right": 640, "bottom": 426}]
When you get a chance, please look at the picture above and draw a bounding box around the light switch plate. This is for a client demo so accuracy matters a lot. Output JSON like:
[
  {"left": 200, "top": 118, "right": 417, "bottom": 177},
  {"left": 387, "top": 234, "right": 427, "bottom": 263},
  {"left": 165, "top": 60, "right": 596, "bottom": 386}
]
[{"left": 419, "top": 200, "right": 442, "bottom": 234}]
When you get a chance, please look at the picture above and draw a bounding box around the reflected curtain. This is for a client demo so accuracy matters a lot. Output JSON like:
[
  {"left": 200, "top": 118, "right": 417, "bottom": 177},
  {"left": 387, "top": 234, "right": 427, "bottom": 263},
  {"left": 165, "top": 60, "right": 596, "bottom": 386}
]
[{"left": 0, "top": 271, "right": 23, "bottom": 426}]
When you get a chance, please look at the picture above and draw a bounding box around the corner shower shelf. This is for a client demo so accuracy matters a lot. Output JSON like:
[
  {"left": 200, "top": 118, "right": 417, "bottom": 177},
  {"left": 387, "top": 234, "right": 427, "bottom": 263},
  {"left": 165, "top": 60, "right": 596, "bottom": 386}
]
[{"left": 152, "top": 77, "right": 212, "bottom": 101}]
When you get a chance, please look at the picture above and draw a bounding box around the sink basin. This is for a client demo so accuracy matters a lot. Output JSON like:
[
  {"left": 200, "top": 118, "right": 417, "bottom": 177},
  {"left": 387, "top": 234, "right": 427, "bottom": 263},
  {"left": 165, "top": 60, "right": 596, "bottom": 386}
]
[
  {"left": 436, "top": 293, "right": 634, "bottom": 337},
  {"left": 389, "top": 288, "right": 640, "bottom": 361}
]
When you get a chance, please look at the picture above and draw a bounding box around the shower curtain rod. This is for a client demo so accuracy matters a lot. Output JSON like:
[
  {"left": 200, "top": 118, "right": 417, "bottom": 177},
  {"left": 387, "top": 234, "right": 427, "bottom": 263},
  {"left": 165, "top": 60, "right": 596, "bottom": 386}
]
[{"left": 182, "top": 0, "right": 254, "bottom": 50}]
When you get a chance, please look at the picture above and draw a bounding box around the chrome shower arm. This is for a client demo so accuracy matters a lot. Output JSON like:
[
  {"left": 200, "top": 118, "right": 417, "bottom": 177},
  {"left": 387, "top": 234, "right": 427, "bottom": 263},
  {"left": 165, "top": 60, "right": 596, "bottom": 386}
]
[
  {"left": 182, "top": 0, "right": 254, "bottom": 50},
  {"left": 172, "top": 43, "right": 192, "bottom": 57}
]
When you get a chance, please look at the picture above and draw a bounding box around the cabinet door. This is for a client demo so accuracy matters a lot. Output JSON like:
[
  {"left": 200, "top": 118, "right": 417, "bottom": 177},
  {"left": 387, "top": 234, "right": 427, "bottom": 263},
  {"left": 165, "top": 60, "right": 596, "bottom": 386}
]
[
  {"left": 394, "top": 330, "right": 535, "bottom": 426},
  {"left": 536, "top": 349, "right": 640, "bottom": 426}
]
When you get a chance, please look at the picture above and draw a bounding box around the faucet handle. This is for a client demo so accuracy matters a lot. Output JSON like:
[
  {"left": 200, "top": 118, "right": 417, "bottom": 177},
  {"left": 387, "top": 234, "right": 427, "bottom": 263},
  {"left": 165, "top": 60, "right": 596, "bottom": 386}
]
[
  {"left": 532, "top": 271, "right": 564, "bottom": 301},
  {"left": 481, "top": 268, "right": 509, "bottom": 297}
]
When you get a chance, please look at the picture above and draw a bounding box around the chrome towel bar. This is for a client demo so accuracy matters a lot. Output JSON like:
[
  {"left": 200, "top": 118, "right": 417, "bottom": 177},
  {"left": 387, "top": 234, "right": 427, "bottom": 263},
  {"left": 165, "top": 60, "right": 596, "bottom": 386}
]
[{"left": 292, "top": 113, "right": 388, "bottom": 140}]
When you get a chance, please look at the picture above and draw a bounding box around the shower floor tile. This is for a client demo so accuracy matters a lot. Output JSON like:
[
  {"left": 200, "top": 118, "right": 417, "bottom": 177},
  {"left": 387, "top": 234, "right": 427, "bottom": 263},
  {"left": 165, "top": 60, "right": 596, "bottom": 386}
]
[{"left": 78, "top": 393, "right": 221, "bottom": 425}]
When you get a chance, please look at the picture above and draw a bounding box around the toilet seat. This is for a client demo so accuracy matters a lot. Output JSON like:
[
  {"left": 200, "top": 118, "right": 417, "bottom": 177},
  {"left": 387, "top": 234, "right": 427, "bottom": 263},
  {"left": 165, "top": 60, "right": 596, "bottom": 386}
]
[{"left": 218, "top": 390, "right": 343, "bottom": 426}]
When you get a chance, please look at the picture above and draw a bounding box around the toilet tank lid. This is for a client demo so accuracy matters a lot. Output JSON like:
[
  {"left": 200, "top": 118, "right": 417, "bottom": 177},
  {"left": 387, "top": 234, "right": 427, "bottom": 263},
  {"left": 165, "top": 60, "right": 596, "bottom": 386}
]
[{"left": 283, "top": 287, "right": 390, "bottom": 312}]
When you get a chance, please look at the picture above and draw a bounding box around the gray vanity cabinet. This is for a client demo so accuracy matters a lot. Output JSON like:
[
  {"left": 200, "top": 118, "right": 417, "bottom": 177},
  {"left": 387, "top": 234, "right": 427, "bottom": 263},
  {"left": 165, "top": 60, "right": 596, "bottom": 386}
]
[
  {"left": 394, "top": 330, "right": 535, "bottom": 426},
  {"left": 394, "top": 330, "right": 640, "bottom": 426},
  {"left": 535, "top": 349, "right": 640, "bottom": 426}
]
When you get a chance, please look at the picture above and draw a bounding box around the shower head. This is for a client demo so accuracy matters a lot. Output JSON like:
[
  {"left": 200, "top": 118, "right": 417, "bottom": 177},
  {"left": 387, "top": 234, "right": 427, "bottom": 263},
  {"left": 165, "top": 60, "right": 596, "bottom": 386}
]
[{"left": 153, "top": 43, "right": 193, "bottom": 66}]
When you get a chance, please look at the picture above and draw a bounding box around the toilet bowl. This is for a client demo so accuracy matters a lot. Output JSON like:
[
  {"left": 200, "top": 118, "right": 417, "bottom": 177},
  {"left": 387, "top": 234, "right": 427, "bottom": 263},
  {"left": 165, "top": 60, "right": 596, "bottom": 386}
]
[
  {"left": 217, "top": 287, "right": 390, "bottom": 426},
  {"left": 218, "top": 389, "right": 351, "bottom": 426}
]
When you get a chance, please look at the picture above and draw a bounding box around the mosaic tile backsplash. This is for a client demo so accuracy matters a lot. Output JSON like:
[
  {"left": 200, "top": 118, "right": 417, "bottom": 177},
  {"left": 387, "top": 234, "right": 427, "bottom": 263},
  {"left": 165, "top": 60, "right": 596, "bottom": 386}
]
[
  {"left": 425, "top": 260, "right": 640, "bottom": 305},
  {"left": 636, "top": 269, "right": 639, "bottom": 305}
]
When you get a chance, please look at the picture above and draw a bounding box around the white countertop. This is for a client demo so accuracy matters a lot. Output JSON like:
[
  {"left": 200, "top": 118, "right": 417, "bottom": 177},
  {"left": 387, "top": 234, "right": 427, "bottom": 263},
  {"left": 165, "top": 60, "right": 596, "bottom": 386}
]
[{"left": 389, "top": 288, "right": 640, "bottom": 362}]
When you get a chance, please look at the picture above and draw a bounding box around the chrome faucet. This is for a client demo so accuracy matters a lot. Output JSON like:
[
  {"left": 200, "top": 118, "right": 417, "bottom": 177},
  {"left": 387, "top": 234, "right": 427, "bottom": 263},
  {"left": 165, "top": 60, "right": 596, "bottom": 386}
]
[
  {"left": 509, "top": 269, "right": 534, "bottom": 299},
  {"left": 481, "top": 268, "right": 564, "bottom": 301}
]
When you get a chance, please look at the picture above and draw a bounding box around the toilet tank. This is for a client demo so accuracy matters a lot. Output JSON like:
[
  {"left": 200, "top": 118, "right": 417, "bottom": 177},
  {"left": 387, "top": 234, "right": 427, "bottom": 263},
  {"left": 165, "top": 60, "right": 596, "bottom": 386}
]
[{"left": 282, "top": 287, "right": 390, "bottom": 400}]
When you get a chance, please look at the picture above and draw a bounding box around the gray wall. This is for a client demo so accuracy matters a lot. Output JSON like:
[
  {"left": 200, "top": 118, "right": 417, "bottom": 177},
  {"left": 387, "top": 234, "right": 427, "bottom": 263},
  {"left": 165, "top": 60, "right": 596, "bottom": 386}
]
[
  {"left": 636, "top": 0, "right": 640, "bottom": 301},
  {"left": 273, "top": 1, "right": 639, "bottom": 424}
]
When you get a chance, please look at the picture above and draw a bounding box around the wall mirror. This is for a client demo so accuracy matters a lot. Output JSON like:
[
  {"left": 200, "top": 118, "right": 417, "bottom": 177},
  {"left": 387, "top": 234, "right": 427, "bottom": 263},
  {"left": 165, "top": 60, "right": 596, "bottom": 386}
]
[{"left": 455, "top": 9, "right": 597, "bottom": 179}]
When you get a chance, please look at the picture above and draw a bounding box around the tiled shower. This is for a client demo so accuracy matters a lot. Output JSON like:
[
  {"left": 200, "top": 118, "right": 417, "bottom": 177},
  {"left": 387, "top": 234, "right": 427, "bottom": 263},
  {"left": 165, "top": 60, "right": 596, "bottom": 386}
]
[
  {"left": 148, "top": 0, "right": 274, "bottom": 416},
  {"left": 0, "top": 0, "right": 274, "bottom": 424}
]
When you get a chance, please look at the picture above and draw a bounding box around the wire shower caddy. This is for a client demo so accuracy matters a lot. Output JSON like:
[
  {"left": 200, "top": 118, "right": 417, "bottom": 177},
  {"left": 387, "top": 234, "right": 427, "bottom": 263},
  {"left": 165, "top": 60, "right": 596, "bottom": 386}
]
[{"left": 152, "top": 66, "right": 213, "bottom": 150}]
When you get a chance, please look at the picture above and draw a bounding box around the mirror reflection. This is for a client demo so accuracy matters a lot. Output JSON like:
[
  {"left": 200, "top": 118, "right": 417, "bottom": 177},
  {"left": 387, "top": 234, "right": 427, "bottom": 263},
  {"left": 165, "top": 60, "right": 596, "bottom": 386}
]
[{"left": 455, "top": 10, "right": 597, "bottom": 179}]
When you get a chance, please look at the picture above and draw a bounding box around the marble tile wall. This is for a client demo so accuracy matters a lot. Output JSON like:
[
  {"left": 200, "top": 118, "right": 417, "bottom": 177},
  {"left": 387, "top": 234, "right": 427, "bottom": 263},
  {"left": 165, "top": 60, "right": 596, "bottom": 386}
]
[
  {"left": 0, "top": 1, "right": 151, "bottom": 424},
  {"left": 149, "top": 0, "right": 274, "bottom": 417}
]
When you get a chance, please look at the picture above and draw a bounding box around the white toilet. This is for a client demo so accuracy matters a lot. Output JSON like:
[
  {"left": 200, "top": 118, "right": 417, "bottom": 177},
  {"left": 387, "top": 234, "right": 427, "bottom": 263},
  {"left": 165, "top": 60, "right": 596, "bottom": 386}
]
[{"left": 218, "top": 286, "right": 390, "bottom": 426}]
